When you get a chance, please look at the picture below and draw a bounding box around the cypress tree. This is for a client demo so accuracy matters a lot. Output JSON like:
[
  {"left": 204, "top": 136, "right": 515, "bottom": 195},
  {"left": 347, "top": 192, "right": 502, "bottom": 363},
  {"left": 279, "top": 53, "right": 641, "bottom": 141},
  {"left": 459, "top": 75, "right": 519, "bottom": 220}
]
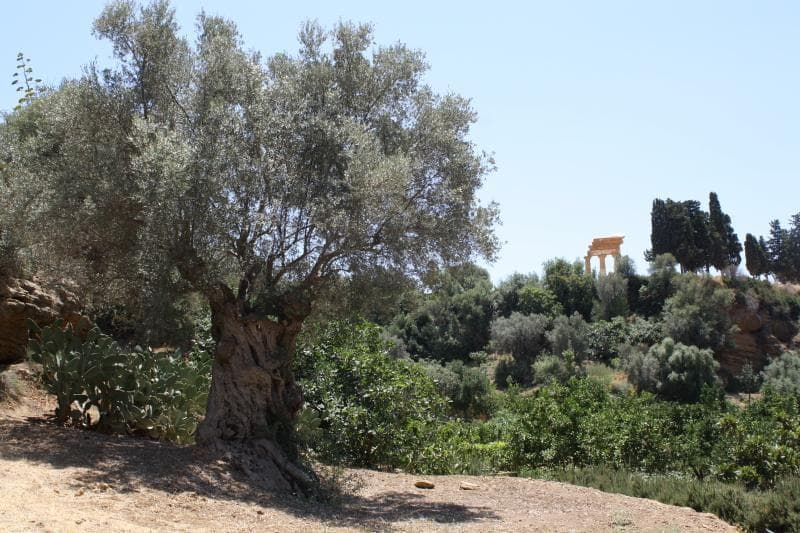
[{"left": 744, "top": 233, "right": 766, "bottom": 278}]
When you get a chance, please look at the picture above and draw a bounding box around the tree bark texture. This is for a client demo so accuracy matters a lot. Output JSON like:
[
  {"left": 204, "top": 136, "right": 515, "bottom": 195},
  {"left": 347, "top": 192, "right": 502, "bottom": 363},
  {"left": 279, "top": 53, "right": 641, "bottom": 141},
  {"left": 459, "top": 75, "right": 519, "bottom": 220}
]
[{"left": 196, "top": 300, "right": 312, "bottom": 492}]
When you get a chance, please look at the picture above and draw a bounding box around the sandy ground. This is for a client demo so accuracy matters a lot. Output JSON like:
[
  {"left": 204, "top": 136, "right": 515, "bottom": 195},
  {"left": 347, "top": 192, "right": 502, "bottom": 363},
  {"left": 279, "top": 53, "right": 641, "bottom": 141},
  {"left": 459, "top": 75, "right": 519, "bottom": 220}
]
[{"left": 0, "top": 372, "right": 738, "bottom": 532}]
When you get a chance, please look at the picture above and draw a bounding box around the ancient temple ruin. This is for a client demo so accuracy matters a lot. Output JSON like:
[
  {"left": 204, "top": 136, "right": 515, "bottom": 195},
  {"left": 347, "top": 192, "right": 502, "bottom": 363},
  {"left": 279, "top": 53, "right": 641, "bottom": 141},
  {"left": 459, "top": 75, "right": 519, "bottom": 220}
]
[{"left": 584, "top": 236, "right": 624, "bottom": 276}]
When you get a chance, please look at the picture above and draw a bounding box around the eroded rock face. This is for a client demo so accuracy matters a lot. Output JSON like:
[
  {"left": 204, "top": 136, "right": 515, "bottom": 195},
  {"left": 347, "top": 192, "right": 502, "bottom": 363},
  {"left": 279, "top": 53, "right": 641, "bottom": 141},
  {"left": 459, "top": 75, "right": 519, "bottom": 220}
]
[
  {"left": 0, "top": 277, "right": 88, "bottom": 364},
  {"left": 717, "top": 298, "right": 798, "bottom": 382}
]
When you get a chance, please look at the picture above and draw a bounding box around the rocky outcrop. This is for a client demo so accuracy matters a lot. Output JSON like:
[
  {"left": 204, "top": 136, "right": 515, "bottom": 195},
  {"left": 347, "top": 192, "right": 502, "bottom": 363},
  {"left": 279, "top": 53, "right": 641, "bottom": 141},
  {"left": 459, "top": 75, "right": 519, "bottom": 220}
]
[
  {"left": 0, "top": 277, "right": 88, "bottom": 364},
  {"left": 717, "top": 297, "right": 798, "bottom": 383}
]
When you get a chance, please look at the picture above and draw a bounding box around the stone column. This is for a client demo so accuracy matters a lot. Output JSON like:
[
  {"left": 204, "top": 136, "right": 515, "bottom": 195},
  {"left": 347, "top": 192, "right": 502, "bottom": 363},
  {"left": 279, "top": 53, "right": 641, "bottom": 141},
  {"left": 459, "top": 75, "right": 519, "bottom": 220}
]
[
  {"left": 584, "top": 256, "right": 591, "bottom": 276},
  {"left": 599, "top": 254, "right": 607, "bottom": 276}
]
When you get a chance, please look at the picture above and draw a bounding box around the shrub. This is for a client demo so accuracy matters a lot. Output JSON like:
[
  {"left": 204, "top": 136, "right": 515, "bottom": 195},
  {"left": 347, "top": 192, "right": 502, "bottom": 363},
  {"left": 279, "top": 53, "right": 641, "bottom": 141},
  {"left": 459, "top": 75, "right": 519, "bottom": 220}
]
[
  {"left": 490, "top": 312, "right": 550, "bottom": 360},
  {"left": 411, "top": 419, "right": 513, "bottom": 475},
  {"left": 419, "top": 359, "right": 494, "bottom": 418},
  {"left": 27, "top": 320, "right": 211, "bottom": 443},
  {"left": 0, "top": 229, "right": 22, "bottom": 278},
  {"left": 531, "top": 353, "right": 577, "bottom": 386},
  {"left": 592, "top": 273, "right": 629, "bottom": 321},
  {"left": 527, "top": 466, "right": 800, "bottom": 533},
  {"left": 661, "top": 275, "right": 735, "bottom": 352},
  {"left": 760, "top": 350, "right": 800, "bottom": 395},
  {"left": 516, "top": 284, "right": 563, "bottom": 318},
  {"left": 389, "top": 265, "right": 494, "bottom": 362},
  {"left": 587, "top": 316, "right": 661, "bottom": 363},
  {"left": 624, "top": 337, "right": 719, "bottom": 402},
  {"left": 0, "top": 369, "right": 22, "bottom": 403},
  {"left": 587, "top": 318, "right": 629, "bottom": 362},
  {"left": 542, "top": 258, "right": 595, "bottom": 319},
  {"left": 546, "top": 312, "right": 590, "bottom": 362},
  {"left": 635, "top": 253, "right": 679, "bottom": 316},
  {"left": 584, "top": 362, "right": 616, "bottom": 390},
  {"left": 489, "top": 312, "right": 550, "bottom": 386},
  {"left": 715, "top": 389, "right": 800, "bottom": 488},
  {"left": 493, "top": 354, "right": 527, "bottom": 388},
  {"left": 730, "top": 277, "right": 800, "bottom": 322},
  {"left": 296, "top": 320, "right": 448, "bottom": 469}
]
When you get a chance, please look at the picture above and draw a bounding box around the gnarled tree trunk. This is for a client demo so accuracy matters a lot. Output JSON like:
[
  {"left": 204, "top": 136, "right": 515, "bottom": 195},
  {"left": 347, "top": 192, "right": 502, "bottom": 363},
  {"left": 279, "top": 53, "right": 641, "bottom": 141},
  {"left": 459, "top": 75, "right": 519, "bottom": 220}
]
[{"left": 196, "top": 299, "right": 312, "bottom": 492}]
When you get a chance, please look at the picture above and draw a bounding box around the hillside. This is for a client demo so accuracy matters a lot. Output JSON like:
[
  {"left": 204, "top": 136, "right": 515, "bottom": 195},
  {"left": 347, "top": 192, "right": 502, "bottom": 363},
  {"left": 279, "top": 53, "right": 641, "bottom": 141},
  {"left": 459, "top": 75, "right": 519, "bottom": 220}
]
[{"left": 0, "top": 367, "right": 734, "bottom": 532}]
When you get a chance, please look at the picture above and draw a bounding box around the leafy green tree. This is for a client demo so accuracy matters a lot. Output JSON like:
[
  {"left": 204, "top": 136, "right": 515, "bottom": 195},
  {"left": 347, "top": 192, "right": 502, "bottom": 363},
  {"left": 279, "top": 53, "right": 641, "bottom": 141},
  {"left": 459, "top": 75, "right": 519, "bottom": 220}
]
[
  {"left": 749, "top": 213, "right": 800, "bottom": 282},
  {"left": 592, "top": 272, "right": 629, "bottom": 321},
  {"left": 4, "top": 1, "right": 497, "bottom": 489},
  {"left": 707, "top": 192, "right": 741, "bottom": 273},
  {"left": 493, "top": 272, "right": 539, "bottom": 318},
  {"left": 736, "top": 361, "right": 759, "bottom": 402},
  {"left": 296, "top": 320, "right": 447, "bottom": 469},
  {"left": 744, "top": 233, "right": 769, "bottom": 279},
  {"left": 661, "top": 275, "right": 735, "bottom": 352},
  {"left": 517, "top": 283, "right": 563, "bottom": 318},
  {"left": 636, "top": 253, "right": 679, "bottom": 317},
  {"left": 624, "top": 337, "right": 719, "bottom": 402},
  {"left": 0, "top": 55, "right": 47, "bottom": 279},
  {"left": 760, "top": 351, "right": 800, "bottom": 396},
  {"left": 767, "top": 220, "right": 791, "bottom": 280},
  {"left": 547, "top": 312, "right": 590, "bottom": 362},
  {"left": 489, "top": 312, "right": 550, "bottom": 386},
  {"left": 390, "top": 264, "right": 494, "bottom": 362},
  {"left": 490, "top": 312, "right": 550, "bottom": 361},
  {"left": 531, "top": 353, "right": 577, "bottom": 385},
  {"left": 542, "top": 258, "right": 595, "bottom": 319},
  {"left": 418, "top": 359, "right": 494, "bottom": 418},
  {"left": 647, "top": 199, "right": 710, "bottom": 273}
]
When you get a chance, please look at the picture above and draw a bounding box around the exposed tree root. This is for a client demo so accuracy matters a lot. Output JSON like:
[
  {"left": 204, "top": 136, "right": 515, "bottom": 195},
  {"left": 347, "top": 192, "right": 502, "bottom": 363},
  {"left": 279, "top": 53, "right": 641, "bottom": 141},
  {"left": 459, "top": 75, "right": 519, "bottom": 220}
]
[{"left": 202, "top": 437, "right": 316, "bottom": 496}]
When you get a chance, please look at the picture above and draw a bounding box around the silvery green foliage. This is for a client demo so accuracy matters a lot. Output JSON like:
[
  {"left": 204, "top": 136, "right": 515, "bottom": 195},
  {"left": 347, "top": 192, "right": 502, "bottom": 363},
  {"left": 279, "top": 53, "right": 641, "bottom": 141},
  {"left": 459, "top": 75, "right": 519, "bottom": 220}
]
[
  {"left": 490, "top": 312, "right": 550, "bottom": 361},
  {"left": 3, "top": 1, "right": 498, "bottom": 318},
  {"left": 660, "top": 275, "right": 735, "bottom": 352},
  {"left": 624, "top": 337, "right": 719, "bottom": 402},
  {"left": 761, "top": 351, "right": 800, "bottom": 395},
  {"left": 546, "top": 312, "right": 590, "bottom": 362}
]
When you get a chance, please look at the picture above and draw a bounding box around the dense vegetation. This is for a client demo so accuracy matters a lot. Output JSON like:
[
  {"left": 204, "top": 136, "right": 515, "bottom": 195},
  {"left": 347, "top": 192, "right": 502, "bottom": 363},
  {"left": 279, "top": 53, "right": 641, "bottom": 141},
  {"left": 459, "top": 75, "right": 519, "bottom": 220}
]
[
  {"left": 26, "top": 259, "right": 800, "bottom": 530},
  {"left": 2, "top": 0, "right": 800, "bottom": 529}
]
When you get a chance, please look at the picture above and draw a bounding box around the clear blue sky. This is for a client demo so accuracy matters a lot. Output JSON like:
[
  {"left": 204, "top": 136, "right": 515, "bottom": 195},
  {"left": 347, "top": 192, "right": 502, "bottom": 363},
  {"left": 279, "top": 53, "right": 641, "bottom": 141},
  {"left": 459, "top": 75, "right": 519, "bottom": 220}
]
[{"left": 2, "top": 1, "right": 799, "bottom": 283}]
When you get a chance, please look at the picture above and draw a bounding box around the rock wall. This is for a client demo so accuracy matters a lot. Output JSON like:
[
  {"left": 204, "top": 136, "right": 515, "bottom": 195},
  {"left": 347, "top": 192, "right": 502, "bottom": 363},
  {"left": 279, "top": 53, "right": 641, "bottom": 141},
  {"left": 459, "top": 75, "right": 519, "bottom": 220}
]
[
  {"left": 717, "top": 298, "right": 798, "bottom": 382},
  {"left": 0, "top": 277, "right": 88, "bottom": 364}
]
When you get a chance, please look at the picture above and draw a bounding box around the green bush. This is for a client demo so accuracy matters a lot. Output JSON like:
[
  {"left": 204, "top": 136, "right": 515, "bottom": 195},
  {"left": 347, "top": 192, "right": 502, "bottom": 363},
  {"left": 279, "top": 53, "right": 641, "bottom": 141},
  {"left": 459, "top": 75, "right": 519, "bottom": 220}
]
[
  {"left": 526, "top": 466, "right": 800, "bottom": 533},
  {"left": 493, "top": 354, "right": 527, "bottom": 388},
  {"left": 624, "top": 338, "right": 719, "bottom": 402},
  {"left": 730, "top": 277, "right": 800, "bottom": 322},
  {"left": 761, "top": 350, "right": 800, "bottom": 395},
  {"left": 27, "top": 320, "right": 211, "bottom": 443},
  {"left": 419, "top": 359, "right": 495, "bottom": 418},
  {"left": 546, "top": 312, "right": 590, "bottom": 362},
  {"left": 661, "top": 275, "right": 735, "bottom": 352},
  {"left": 592, "top": 273, "right": 629, "bottom": 321},
  {"left": 389, "top": 264, "right": 494, "bottom": 362},
  {"left": 489, "top": 312, "right": 550, "bottom": 386},
  {"left": 587, "top": 316, "right": 661, "bottom": 363},
  {"left": 635, "top": 253, "right": 679, "bottom": 316},
  {"left": 715, "top": 389, "right": 800, "bottom": 489},
  {"left": 0, "top": 229, "right": 22, "bottom": 278},
  {"left": 531, "top": 352, "right": 580, "bottom": 386},
  {"left": 542, "top": 258, "right": 596, "bottom": 320},
  {"left": 516, "top": 284, "right": 563, "bottom": 318},
  {"left": 296, "top": 320, "right": 448, "bottom": 469},
  {"left": 0, "top": 369, "right": 22, "bottom": 403},
  {"left": 411, "top": 419, "right": 513, "bottom": 475}
]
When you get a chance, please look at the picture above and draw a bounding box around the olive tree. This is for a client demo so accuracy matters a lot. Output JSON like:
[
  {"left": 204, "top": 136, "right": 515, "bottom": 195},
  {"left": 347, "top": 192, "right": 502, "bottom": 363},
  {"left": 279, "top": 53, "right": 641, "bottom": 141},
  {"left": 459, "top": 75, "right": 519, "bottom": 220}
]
[{"left": 2, "top": 1, "right": 498, "bottom": 490}]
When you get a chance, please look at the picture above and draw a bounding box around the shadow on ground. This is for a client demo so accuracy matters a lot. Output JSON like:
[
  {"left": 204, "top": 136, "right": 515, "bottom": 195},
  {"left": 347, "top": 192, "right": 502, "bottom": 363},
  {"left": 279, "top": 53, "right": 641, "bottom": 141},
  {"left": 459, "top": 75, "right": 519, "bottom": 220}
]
[{"left": 0, "top": 416, "right": 497, "bottom": 529}]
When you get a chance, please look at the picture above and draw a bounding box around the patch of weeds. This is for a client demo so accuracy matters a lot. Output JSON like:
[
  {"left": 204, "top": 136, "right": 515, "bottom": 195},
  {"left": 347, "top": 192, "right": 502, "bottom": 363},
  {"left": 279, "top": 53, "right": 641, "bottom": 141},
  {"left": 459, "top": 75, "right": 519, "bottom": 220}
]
[
  {"left": 0, "top": 369, "right": 22, "bottom": 403},
  {"left": 312, "top": 464, "right": 363, "bottom": 506}
]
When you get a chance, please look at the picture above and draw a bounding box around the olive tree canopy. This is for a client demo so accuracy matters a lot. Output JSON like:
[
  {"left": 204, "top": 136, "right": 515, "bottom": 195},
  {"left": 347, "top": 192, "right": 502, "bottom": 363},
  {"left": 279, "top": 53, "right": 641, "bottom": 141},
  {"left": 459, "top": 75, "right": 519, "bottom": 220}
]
[{"left": 1, "top": 0, "right": 498, "bottom": 491}]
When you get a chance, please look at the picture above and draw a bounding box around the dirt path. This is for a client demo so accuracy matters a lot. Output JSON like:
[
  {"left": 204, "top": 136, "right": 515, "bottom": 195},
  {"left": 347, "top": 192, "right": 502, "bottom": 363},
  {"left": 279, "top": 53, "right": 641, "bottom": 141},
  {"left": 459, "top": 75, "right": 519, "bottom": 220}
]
[{"left": 0, "top": 384, "right": 737, "bottom": 532}]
